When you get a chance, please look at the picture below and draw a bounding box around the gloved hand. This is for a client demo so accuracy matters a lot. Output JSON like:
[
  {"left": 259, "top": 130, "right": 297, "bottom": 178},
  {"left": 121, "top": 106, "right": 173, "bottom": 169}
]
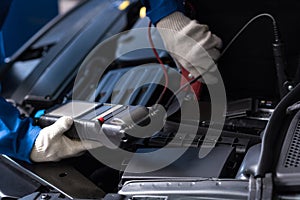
[
  {"left": 156, "top": 12, "right": 223, "bottom": 84},
  {"left": 140, "top": 0, "right": 185, "bottom": 25},
  {"left": 30, "top": 116, "right": 102, "bottom": 162}
]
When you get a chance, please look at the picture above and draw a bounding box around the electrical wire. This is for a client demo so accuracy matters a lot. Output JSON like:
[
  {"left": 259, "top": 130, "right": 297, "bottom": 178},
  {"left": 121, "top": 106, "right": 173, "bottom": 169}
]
[
  {"left": 165, "top": 13, "right": 279, "bottom": 109},
  {"left": 220, "top": 13, "right": 278, "bottom": 58},
  {"left": 165, "top": 72, "right": 206, "bottom": 109},
  {"left": 148, "top": 21, "right": 169, "bottom": 105}
]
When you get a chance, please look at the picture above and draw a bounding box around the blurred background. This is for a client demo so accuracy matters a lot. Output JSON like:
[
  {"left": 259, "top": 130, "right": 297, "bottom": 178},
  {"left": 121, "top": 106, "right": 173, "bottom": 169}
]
[
  {"left": 59, "top": 0, "right": 83, "bottom": 14},
  {"left": 0, "top": 0, "right": 83, "bottom": 65}
]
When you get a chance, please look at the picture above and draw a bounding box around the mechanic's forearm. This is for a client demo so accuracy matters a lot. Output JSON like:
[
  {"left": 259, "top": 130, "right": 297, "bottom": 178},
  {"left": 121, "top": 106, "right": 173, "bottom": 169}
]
[{"left": 0, "top": 97, "right": 40, "bottom": 163}]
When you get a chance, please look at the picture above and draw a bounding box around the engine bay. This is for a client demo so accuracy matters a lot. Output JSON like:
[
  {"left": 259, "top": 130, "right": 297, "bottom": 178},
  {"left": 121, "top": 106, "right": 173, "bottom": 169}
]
[{"left": 1, "top": 0, "right": 300, "bottom": 199}]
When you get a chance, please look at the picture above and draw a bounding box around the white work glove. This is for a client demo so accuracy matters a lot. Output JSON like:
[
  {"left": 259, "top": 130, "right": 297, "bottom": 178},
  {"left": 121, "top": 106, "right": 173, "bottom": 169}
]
[
  {"left": 156, "top": 12, "right": 223, "bottom": 84},
  {"left": 30, "top": 116, "right": 102, "bottom": 162}
]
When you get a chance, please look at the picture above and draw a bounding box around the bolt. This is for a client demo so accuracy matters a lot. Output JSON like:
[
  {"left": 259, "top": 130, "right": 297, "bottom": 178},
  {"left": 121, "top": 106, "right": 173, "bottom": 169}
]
[
  {"left": 41, "top": 194, "right": 50, "bottom": 200},
  {"left": 288, "top": 85, "right": 293, "bottom": 91},
  {"left": 184, "top": 94, "right": 192, "bottom": 101},
  {"left": 188, "top": 73, "right": 194, "bottom": 79}
]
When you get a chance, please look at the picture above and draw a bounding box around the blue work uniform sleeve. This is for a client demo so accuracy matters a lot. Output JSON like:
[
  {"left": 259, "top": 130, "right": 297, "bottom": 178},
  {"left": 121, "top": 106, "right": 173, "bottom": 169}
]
[
  {"left": 140, "top": 0, "right": 184, "bottom": 25},
  {"left": 0, "top": 97, "right": 40, "bottom": 163}
]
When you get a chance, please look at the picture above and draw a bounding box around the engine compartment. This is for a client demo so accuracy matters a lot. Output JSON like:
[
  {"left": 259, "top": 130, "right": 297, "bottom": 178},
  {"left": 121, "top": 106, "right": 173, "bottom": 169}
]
[
  {"left": 1, "top": 0, "right": 300, "bottom": 199},
  {"left": 11, "top": 50, "right": 269, "bottom": 198}
]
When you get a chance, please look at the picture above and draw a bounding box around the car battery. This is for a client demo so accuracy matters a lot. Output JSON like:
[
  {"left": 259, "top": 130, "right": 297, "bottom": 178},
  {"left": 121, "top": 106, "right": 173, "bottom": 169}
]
[{"left": 37, "top": 101, "right": 152, "bottom": 146}]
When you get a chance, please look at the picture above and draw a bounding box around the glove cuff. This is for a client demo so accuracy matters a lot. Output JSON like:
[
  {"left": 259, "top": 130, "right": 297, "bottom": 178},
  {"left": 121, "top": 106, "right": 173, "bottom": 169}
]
[{"left": 156, "top": 12, "right": 191, "bottom": 31}]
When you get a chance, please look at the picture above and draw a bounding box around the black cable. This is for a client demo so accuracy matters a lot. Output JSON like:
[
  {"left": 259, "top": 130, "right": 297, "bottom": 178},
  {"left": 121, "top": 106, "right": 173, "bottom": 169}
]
[
  {"left": 221, "top": 13, "right": 278, "bottom": 58},
  {"left": 165, "top": 72, "right": 207, "bottom": 110},
  {"left": 165, "top": 13, "right": 280, "bottom": 110}
]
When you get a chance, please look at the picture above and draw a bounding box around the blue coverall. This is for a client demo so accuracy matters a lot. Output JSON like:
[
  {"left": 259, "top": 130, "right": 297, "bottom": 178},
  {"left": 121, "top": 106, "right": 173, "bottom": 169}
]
[
  {"left": 0, "top": 0, "right": 40, "bottom": 162},
  {"left": 141, "top": 0, "right": 184, "bottom": 25},
  {"left": 0, "top": 97, "right": 40, "bottom": 162}
]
